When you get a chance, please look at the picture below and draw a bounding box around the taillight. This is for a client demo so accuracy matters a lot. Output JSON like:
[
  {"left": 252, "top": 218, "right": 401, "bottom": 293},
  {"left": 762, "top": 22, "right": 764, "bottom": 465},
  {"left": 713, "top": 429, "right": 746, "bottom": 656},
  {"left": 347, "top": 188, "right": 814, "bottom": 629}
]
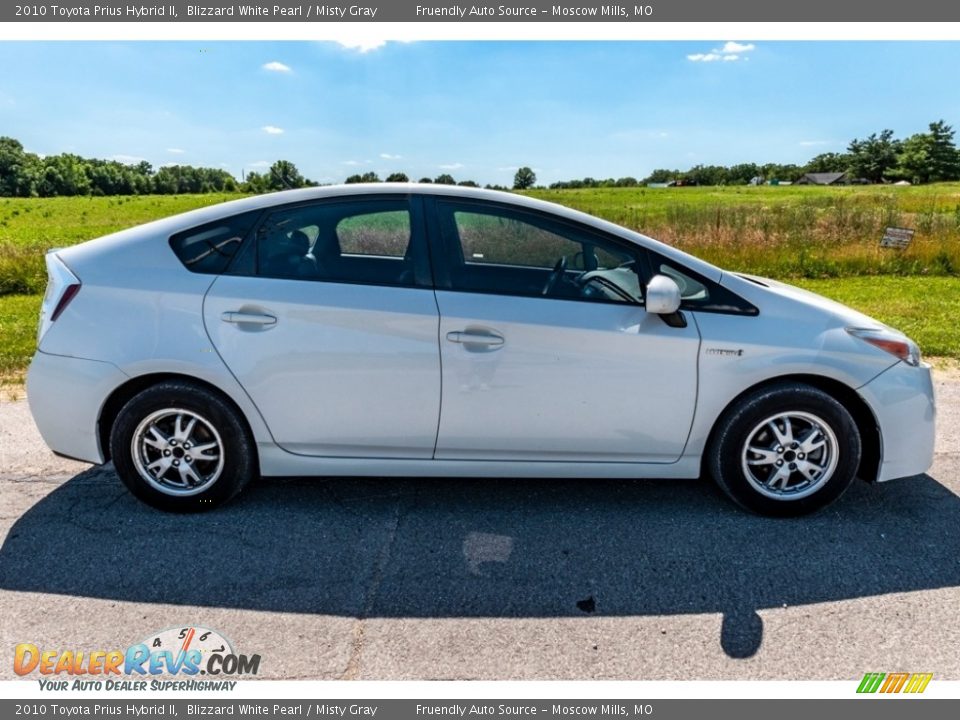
[
  {"left": 50, "top": 283, "right": 81, "bottom": 322},
  {"left": 37, "top": 253, "right": 81, "bottom": 344}
]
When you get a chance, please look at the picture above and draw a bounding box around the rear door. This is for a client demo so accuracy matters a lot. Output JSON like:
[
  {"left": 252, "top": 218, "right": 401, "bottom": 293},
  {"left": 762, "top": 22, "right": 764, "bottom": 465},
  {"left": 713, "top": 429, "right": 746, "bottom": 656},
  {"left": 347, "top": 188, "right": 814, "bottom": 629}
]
[{"left": 203, "top": 194, "right": 441, "bottom": 458}]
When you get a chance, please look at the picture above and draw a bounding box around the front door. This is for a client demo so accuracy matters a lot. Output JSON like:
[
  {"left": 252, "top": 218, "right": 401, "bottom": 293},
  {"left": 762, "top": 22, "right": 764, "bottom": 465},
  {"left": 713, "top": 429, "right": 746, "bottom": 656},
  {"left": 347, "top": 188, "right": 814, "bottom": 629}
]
[{"left": 429, "top": 199, "right": 701, "bottom": 463}]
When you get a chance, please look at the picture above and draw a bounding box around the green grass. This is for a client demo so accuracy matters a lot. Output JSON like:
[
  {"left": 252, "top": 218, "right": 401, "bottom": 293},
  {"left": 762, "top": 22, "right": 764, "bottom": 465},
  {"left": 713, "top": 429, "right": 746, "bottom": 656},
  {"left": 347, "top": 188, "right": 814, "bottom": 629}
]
[
  {"left": 0, "top": 194, "right": 241, "bottom": 294},
  {"left": 527, "top": 183, "right": 960, "bottom": 223},
  {"left": 793, "top": 277, "right": 960, "bottom": 358},
  {"left": 0, "top": 294, "right": 40, "bottom": 382}
]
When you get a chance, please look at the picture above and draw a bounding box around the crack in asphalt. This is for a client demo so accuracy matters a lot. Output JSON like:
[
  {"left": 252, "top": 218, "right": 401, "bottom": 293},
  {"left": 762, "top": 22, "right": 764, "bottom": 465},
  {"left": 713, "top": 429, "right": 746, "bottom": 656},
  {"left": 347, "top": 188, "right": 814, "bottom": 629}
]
[{"left": 340, "top": 480, "right": 411, "bottom": 680}]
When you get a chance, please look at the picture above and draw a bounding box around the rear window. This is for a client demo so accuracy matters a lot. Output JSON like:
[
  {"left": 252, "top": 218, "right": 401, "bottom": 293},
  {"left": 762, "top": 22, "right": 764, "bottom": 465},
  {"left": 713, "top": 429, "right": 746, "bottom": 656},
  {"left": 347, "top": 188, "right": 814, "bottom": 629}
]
[{"left": 169, "top": 211, "right": 259, "bottom": 274}]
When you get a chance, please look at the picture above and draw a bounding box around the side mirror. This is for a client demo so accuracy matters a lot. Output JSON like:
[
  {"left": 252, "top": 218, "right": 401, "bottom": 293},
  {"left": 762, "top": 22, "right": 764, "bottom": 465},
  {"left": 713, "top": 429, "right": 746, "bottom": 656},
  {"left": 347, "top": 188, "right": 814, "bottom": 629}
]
[{"left": 645, "top": 274, "right": 682, "bottom": 315}]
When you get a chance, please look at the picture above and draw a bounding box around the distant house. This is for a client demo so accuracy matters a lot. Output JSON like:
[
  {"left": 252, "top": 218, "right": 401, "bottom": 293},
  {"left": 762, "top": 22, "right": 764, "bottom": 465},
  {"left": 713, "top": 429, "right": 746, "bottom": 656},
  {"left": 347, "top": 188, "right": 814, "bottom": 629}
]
[
  {"left": 646, "top": 181, "right": 678, "bottom": 188},
  {"left": 796, "top": 172, "right": 850, "bottom": 186}
]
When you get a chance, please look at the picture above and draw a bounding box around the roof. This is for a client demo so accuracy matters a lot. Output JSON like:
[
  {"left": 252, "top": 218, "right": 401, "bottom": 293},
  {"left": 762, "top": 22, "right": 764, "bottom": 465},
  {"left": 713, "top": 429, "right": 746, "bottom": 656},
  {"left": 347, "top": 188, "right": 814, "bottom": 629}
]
[
  {"left": 61, "top": 183, "right": 726, "bottom": 286},
  {"left": 147, "top": 183, "right": 550, "bottom": 229}
]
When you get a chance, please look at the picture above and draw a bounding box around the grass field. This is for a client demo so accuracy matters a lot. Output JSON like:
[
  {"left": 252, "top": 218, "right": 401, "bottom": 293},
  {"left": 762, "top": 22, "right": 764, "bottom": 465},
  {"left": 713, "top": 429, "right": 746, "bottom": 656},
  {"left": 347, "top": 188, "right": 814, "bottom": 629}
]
[
  {"left": 0, "top": 194, "right": 239, "bottom": 295},
  {"left": 527, "top": 184, "right": 960, "bottom": 278},
  {"left": 1, "top": 186, "right": 958, "bottom": 384}
]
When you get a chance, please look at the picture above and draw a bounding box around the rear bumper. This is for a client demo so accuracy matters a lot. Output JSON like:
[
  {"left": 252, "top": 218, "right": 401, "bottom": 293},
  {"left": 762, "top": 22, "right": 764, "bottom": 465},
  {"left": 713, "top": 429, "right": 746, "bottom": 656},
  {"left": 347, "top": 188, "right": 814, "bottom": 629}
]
[
  {"left": 26, "top": 351, "right": 128, "bottom": 465},
  {"left": 858, "top": 361, "right": 936, "bottom": 482}
]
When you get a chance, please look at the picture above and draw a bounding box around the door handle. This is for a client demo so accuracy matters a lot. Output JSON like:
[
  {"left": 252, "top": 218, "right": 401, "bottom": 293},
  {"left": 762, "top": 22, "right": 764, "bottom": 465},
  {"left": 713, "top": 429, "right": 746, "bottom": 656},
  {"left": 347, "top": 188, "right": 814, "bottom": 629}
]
[
  {"left": 446, "top": 330, "right": 504, "bottom": 347},
  {"left": 221, "top": 311, "right": 277, "bottom": 326}
]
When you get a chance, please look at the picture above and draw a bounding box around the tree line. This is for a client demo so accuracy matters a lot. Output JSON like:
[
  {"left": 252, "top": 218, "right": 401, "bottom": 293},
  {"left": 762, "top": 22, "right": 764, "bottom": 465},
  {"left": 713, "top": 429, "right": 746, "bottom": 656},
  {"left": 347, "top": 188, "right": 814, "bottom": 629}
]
[
  {"left": 2, "top": 121, "right": 957, "bottom": 198},
  {"left": 342, "top": 167, "right": 538, "bottom": 190},
  {"left": 0, "top": 136, "right": 536, "bottom": 196},
  {"left": 591, "top": 120, "right": 959, "bottom": 189},
  {"left": 0, "top": 137, "right": 319, "bottom": 197}
]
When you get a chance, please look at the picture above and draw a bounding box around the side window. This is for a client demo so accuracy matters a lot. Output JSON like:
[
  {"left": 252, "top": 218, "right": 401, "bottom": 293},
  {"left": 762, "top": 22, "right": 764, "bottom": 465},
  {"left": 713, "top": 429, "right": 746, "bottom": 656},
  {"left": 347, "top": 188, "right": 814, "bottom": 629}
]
[
  {"left": 255, "top": 198, "right": 417, "bottom": 287},
  {"left": 647, "top": 252, "right": 759, "bottom": 315},
  {"left": 438, "top": 201, "right": 643, "bottom": 305},
  {"left": 337, "top": 211, "right": 410, "bottom": 257},
  {"left": 169, "top": 211, "right": 259, "bottom": 275},
  {"left": 455, "top": 211, "right": 580, "bottom": 269},
  {"left": 656, "top": 262, "right": 710, "bottom": 303}
]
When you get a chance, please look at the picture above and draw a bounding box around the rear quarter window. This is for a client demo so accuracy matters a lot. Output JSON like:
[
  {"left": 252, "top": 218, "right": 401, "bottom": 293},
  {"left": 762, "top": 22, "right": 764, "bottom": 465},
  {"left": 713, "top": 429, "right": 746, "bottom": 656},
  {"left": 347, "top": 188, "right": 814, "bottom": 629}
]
[{"left": 169, "top": 211, "right": 260, "bottom": 274}]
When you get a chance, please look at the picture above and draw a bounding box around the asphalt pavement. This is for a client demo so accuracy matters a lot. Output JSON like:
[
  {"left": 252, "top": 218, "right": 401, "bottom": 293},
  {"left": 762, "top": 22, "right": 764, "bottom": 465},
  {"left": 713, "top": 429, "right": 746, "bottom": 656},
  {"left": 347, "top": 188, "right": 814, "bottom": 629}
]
[{"left": 1, "top": 372, "right": 958, "bottom": 680}]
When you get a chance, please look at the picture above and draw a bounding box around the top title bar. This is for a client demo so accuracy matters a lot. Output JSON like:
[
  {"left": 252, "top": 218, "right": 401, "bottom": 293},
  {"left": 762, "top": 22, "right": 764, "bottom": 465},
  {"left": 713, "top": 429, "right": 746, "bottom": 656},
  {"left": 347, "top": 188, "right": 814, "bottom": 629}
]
[{"left": 5, "top": 1, "right": 960, "bottom": 22}]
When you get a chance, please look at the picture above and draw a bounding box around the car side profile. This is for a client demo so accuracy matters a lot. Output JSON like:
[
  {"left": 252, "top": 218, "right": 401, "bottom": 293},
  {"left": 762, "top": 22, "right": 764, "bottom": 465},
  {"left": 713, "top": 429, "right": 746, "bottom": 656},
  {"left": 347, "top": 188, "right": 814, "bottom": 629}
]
[{"left": 27, "top": 185, "right": 936, "bottom": 516}]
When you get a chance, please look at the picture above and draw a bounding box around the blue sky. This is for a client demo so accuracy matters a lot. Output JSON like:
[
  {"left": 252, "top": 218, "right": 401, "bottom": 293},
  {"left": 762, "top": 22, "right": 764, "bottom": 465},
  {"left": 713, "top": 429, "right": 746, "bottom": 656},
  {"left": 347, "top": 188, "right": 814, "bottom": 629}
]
[{"left": 1, "top": 41, "right": 959, "bottom": 185}]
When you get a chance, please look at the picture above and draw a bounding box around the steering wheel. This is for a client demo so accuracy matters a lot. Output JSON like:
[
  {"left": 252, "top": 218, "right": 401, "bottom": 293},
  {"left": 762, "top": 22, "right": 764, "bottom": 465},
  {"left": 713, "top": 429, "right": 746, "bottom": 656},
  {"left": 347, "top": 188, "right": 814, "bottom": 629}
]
[{"left": 541, "top": 256, "right": 568, "bottom": 296}]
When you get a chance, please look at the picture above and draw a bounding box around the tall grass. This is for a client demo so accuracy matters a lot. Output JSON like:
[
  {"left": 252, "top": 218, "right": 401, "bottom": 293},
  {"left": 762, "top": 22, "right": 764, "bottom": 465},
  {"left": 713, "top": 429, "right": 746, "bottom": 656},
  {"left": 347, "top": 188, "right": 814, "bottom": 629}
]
[
  {"left": 528, "top": 184, "right": 960, "bottom": 279},
  {"left": 2, "top": 186, "right": 960, "bottom": 298},
  {"left": 0, "top": 194, "right": 240, "bottom": 296}
]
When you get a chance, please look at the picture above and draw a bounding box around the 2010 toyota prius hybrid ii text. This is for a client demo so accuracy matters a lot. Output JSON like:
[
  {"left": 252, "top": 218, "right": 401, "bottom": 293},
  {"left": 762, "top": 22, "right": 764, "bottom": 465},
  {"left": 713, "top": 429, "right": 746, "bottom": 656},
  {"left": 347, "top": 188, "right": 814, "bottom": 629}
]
[{"left": 27, "top": 185, "right": 936, "bottom": 516}]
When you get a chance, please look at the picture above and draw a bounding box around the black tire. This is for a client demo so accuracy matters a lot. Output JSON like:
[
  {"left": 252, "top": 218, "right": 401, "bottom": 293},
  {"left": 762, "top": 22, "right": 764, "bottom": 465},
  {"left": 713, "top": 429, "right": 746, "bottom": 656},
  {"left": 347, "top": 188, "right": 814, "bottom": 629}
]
[
  {"left": 110, "top": 381, "right": 256, "bottom": 512},
  {"left": 707, "top": 382, "right": 861, "bottom": 517}
]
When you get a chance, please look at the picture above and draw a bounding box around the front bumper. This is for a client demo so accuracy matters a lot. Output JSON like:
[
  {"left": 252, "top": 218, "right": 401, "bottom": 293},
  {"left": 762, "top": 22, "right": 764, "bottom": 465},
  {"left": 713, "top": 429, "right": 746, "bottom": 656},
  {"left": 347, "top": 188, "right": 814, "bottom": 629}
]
[
  {"left": 26, "top": 351, "right": 128, "bottom": 465},
  {"left": 857, "top": 361, "right": 936, "bottom": 482}
]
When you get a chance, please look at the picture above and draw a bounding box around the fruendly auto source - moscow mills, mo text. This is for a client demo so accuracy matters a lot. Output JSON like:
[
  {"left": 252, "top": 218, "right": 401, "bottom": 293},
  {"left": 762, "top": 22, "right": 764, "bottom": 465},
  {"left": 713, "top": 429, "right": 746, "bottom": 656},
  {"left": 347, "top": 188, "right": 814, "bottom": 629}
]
[{"left": 414, "top": 5, "right": 652, "bottom": 17}]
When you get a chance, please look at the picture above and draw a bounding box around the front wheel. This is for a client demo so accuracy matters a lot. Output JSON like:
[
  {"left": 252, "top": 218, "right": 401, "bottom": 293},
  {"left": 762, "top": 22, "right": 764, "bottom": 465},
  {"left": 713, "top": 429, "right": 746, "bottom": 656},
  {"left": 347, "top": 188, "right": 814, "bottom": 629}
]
[
  {"left": 707, "top": 382, "right": 861, "bottom": 517},
  {"left": 110, "top": 381, "right": 256, "bottom": 512}
]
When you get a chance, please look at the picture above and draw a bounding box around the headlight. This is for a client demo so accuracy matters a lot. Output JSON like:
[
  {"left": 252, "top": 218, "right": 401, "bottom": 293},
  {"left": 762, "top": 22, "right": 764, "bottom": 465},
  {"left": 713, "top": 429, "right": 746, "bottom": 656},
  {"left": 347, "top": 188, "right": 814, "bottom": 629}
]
[{"left": 846, "top": 327, "right": 921, "bottom": 367}]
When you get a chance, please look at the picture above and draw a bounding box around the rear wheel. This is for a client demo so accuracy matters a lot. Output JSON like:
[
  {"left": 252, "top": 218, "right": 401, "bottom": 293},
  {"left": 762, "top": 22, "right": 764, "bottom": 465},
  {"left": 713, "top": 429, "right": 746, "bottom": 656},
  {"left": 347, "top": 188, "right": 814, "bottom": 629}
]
[
  {"left": 110, "top": 381, "right": 256, "bottom": 512},
  {"left": 708, "top": 382, "right": 861, "bottom": 517}
]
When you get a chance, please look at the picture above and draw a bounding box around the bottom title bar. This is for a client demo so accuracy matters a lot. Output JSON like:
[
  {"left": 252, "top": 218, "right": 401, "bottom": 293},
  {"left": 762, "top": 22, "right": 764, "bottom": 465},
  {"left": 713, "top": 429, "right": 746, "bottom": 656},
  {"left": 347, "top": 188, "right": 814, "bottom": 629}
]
[{"left": 2, "top": 700, "right": 957, "bottom": 719}]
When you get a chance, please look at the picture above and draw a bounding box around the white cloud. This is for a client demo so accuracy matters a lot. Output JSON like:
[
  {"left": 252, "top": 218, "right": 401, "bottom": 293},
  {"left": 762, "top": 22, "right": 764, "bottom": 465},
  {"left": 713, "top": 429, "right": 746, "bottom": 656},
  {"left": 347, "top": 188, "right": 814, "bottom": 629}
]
[
  {"left": 800, "top": 140, "right": 832, "bottom": 147},
  {"left": 341, "top": 160, "right": 364, "bottom": 166},
  {"left": 262, "top": 61, "right": 292, "bottom": 73},
  {"left": 380, "top": 153, "right": 402, "bottom": 160},
  {"left": 719, "top": 41, "right": 755, "bottom": 54},
  {"left": 249, "top": 160, "right": 271, "bottom": 168},
  {"left": 110, "top": 154, "right": 146, "bottom": 164},
  {"left": 335, "top": 38, "right": 388, "bottom": 53},
  {"left": 262, "top": 125, "right": 284, "bottom": 135},
  {"left": 688, "top": 41, "right": 756, "bottom": 63},
  {"left": 439, "top": 162, "right": 464, "bottom": 170},
  {"left": 166, "top": 148, "right": 185, "bottom": 154}
]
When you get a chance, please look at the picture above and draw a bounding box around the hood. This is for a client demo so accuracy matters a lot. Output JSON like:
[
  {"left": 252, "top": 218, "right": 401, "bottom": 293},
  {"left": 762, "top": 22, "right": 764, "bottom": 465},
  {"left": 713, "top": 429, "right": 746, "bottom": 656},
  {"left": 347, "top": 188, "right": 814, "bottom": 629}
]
[{"left": 730, "top": 273, "right": 898, "bottom": 333}]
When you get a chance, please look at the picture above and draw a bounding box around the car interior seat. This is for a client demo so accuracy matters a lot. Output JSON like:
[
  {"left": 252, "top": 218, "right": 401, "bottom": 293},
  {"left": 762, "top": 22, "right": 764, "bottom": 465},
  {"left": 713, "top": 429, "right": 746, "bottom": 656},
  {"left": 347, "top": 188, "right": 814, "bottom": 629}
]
[{"left": 261, "top": 228, "right": 316, "bottom": 279}]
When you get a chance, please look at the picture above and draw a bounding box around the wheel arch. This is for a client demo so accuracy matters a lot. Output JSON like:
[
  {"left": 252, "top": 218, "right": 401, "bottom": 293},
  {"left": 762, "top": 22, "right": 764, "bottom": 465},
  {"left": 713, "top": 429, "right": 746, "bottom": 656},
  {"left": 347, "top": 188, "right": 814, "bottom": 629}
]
[
  {"left": 702, "top": 373, "right": 882, "bottom": 483},
  {"left": 97, "top": 373, "right": 260, "bottom": 467}
]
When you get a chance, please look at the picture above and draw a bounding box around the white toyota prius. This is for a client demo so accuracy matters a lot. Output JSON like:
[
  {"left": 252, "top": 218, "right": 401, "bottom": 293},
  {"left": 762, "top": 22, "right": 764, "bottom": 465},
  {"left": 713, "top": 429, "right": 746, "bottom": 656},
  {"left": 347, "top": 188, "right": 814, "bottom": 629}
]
[{"left": 27, "top": 185, "right": 935, "bottom": 516}]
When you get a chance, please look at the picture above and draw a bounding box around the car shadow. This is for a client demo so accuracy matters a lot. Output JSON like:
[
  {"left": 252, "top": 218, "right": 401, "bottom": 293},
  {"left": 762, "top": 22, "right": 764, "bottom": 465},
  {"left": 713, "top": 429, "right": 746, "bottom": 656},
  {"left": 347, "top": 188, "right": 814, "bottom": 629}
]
[{"left": 1, "top": 466, "right": 958, "bottom": 659}]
